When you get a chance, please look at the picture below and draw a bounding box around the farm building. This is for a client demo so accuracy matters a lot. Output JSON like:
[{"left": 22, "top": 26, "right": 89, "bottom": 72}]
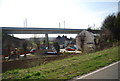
[{"left": 76, "top": 30, "right": 95, "bottom": 52}]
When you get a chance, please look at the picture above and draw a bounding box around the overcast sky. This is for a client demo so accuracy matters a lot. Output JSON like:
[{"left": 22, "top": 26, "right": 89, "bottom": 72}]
[{"left": 0, "top": 0, "right": 119, "bottom": 38}]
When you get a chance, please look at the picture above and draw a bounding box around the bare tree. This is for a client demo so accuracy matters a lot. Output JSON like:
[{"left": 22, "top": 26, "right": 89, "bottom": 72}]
[
  {"left": 53, "top": 42, "right": 60, "bottom": 55},
  {"left": 33, "top": 34, "right": 40, "bottom": 50},
  {"left": 35, "top": 39, "right": 40, "bottom": 50},
  {"left": 80, "top": 33, "right": 86, "bottom": 52},
  {"left": 99, "top": 28, "right": 113, "bottom": 50},
  {"left": 22, "top": 40, "right": 27, "bottom": 58}
]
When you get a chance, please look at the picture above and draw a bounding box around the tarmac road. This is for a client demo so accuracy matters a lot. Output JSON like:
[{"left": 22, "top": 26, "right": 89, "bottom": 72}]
[{"left": 69, "top": 61, "right": 119, "bottom": 81}]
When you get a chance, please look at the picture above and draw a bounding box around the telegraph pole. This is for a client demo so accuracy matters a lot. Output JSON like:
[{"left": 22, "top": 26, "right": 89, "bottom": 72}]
[
  {"left": 94, "top": 24, "right": 95, "bottom": 30},
  {"left": 24, "top": 18, "right": 27, "bottom": 28},
  {"left": 64, "top": 21, "right": 65, "bottom": 29},
  {"left": 59, "top": 22, "right": 61, "bottom": 29},
  {"left": 26, "top": 18, "right": 27, "bottom": 28}
]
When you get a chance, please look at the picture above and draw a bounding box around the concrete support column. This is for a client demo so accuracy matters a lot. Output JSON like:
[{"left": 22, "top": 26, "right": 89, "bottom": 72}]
[{"left": 45, "top": 33, "right": 49, "bottom": 49}]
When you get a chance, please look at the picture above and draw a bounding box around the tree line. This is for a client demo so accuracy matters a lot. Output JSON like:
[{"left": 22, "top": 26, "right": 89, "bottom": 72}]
[{"left": 101, "top": 12, "right": 120, "bottom": 40}]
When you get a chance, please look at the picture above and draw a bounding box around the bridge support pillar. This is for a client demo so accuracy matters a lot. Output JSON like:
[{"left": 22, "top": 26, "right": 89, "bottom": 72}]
[{"left": 45, "top": 33, "right": 49, "bottom": 49}]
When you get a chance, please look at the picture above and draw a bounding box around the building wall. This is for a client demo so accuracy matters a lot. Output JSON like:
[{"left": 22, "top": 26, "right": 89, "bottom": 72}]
[{"left": 76, "top": 30, "right": 95, "bottom": 52}]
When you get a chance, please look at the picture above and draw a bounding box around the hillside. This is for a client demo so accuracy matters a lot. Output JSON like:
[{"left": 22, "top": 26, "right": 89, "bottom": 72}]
[{"left": 2, "top": 46, "right": 119, "bottom": 80}]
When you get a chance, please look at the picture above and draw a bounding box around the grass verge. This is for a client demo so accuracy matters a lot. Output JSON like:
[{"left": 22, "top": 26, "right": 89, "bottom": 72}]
[{"left": 2, "top": 46, "right": 119, "bottom": 80}]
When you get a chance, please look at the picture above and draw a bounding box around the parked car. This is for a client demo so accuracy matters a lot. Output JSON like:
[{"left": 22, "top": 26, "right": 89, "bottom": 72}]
[
  {"left": 65, "top": 47, "right": 76, "bottom": 51},
  {"left": 30, "top": 49, "right": 36, "bottom": 54},
  {"left": 70, "top": 46, "right": 77, "bottom": 49},
  {"left": 45, "top": 52, "right": 58, "bottom": 55}
]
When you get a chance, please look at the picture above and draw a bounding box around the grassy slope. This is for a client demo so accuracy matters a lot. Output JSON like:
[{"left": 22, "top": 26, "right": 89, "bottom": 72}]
[{"left": 2, "top": 46, "right": 119, "bottom": 79}]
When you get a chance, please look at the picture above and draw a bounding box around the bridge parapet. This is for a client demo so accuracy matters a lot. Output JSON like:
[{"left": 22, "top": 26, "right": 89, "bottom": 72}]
[{"left": 1, "top": 27, "right": 100, "bottom": 34}]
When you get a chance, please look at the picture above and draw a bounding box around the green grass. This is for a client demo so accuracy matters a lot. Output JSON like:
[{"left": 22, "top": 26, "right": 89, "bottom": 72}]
[
  {"left": 2, "top": 46, "right": 119, "bottom": 80},
  {"left": 40, "top": 41, "right": 54, "bottom": 44}
]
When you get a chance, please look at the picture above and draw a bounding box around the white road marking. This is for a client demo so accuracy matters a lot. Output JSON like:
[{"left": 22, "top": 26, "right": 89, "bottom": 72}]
[{"left": 75, "top": 61, "right": 120, "bottom": 79}]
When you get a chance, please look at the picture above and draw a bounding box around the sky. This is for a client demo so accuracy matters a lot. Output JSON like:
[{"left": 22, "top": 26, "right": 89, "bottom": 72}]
[{"left": 0, "top": 0, "right": 119, "bottom": 38}]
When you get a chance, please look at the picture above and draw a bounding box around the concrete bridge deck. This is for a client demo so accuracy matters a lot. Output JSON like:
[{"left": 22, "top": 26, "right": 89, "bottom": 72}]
[{"left": 1, "top": 27, "right": 100, "bottom": 34}]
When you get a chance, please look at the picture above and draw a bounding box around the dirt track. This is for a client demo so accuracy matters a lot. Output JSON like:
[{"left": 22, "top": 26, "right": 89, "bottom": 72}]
[
  {"left": 2, "top": 55, "right": 58, "bottom": 73},
  {"left": 2, "top": 53, "right": 79, "bottom": 73}
]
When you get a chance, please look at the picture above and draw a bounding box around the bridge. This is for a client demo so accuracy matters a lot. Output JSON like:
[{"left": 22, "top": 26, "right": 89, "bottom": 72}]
[
  {"left": 1, "top": 27, "right": 100, "bottom": 47},
  {"left": 2, "top": 27, "right": 86, "bottom": 34}
]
